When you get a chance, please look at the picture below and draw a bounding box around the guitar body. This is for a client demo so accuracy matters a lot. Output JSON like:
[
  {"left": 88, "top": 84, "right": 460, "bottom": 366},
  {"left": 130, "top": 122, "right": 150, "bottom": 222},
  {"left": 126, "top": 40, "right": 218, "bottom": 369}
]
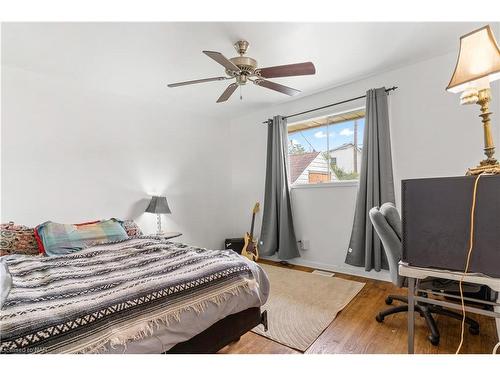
[
  {"left": 242, "top": 232, "right": 259, "bottom": 261},
  {"left": 241, "top": 202, "right": 260, "bottom": 262}
]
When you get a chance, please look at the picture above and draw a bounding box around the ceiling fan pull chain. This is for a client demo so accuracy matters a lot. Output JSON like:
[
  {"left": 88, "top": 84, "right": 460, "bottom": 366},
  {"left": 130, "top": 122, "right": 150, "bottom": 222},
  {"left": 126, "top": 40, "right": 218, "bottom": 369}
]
[{"left": 240, "top": 85, "right": 243, "bottom": 101}]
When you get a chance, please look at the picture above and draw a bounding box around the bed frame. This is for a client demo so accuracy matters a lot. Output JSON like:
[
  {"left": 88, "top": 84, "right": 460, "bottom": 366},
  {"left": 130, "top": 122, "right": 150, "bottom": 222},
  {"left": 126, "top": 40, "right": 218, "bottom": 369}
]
[{"left": 165, "top": 307, "right": 268, "bottom": 354}]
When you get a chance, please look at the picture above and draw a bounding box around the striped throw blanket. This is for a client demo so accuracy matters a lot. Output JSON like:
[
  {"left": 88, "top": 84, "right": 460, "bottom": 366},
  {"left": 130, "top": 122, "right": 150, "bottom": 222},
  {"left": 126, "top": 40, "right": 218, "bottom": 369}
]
[{"left": 0, "top": 237, "right": 255, "bottom": 353}]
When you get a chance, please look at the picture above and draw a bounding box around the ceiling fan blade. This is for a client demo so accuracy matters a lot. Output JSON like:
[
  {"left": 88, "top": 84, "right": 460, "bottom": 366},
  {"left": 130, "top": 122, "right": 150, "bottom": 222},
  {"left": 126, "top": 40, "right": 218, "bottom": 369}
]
[
  {"left": 217, "top": 83, "right": 238, "bottom": 103},
  {"left": 254, "top": 79, "right": 301, "bottom": 96},
  {"left": 203, "top": 51, "right": 240, "bottom": 73},
  {"left": 255, "top": 62, "right": 316, "bottom": 78},
  {"left": 167, "top": 76, "right": 228, "bottom": 88}
]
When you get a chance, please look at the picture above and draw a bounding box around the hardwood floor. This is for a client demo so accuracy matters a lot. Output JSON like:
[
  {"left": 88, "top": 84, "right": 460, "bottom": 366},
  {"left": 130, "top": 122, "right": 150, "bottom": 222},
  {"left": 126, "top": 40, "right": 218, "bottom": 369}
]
[{"left": 219, "top": 260, "right": 499, "bottom": 354}]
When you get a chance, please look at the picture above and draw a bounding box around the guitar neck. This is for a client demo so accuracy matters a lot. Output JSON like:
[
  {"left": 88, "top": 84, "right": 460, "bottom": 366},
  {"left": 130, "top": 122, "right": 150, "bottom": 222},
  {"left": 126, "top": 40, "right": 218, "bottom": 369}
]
[{"left": 249, "top": 213, "right": 256, "bottom": 238}]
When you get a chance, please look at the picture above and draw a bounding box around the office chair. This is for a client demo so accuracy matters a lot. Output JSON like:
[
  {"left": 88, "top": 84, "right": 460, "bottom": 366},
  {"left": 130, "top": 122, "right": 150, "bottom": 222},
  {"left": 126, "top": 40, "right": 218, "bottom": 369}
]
[{"left": 369, "top": 203, "right": 480, "bottom": 346}]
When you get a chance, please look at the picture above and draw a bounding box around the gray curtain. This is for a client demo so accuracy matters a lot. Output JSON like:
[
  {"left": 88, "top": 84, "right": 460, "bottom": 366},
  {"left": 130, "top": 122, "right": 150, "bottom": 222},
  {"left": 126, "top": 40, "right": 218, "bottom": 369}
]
[
  {"left": 345, "top": 87, "right": 395, "bottom": 271},
  {"left": 260, "top": 115, "right": 301, "bottom": 260}
]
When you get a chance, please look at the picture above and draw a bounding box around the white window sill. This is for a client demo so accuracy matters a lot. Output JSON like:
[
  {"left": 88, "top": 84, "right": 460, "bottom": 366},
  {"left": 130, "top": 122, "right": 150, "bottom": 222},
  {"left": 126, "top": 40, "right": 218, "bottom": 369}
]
[{"left": 291, "top": 181, "right": 359, "bottom": 189}]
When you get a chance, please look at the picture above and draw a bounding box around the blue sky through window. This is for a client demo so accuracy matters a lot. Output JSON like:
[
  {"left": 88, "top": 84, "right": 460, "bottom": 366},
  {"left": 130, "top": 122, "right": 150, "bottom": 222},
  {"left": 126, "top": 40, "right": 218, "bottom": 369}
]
[{"left": 288, "top": 118, "right": 365, "bottom": 152}]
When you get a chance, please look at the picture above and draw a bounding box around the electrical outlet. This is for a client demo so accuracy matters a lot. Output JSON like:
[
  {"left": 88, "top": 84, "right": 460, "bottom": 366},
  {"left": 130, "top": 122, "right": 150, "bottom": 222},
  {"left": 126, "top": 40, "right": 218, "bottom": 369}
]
[{"left": 298, "top": 239, "right": 310, "bottom": 251}]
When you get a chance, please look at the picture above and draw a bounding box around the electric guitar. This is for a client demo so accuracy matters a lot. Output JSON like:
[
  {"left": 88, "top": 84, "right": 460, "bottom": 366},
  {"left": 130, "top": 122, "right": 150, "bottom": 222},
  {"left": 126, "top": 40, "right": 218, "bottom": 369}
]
[{"left": 241, "top": 202, "right": 260, "bottom": 262}]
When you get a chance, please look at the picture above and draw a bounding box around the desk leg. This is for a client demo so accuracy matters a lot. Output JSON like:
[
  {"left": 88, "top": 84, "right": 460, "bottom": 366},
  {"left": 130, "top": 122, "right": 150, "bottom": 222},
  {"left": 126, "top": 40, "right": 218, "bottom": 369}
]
[
  {"left": 407, "top": 277, "right": 415, "bottom": 354},
  {"left": 496, "top": 294, "right": 500, "bottom": 342}
]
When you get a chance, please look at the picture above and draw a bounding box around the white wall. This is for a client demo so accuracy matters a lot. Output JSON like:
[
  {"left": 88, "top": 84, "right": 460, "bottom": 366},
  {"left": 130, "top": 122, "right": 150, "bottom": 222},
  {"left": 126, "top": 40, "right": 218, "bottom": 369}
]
[
  {"left": 228, "top": 50, "right": 500, "bottom": 280},
  {"left": 1, "top": 65, "right": 233, "bottom": 249}
]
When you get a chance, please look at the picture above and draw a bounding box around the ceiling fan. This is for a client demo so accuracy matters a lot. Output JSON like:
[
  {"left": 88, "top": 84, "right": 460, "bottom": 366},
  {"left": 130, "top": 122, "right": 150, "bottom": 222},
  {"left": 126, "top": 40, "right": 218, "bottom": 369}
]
[{"left": 167, "top": 40, "right": 316, "bottom": 103}]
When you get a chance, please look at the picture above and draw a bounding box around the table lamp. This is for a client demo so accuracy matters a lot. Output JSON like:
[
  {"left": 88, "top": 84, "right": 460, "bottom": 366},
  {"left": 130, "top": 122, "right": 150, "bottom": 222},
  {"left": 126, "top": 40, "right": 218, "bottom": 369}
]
[
  {"left": 145, "top": 196, "right": 171, "bottom": 235},
  {"left": 447, "top": 25, "right": 500, "bottom": 175}
]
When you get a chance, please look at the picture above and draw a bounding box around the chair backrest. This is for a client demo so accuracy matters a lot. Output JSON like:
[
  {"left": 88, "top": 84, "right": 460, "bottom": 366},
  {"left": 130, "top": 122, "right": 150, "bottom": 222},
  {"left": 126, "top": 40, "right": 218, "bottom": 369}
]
[{"left": 369, "top": 203, "right": 404, "bottom": 287}]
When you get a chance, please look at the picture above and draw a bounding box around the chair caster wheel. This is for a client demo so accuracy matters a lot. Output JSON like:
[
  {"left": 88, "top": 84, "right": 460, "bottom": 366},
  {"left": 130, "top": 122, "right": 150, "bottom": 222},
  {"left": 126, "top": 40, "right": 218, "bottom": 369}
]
[
  {"left": 375, "top": 314, "right": 384, "bottom": 323},
  {"left": 428, "top": 335, "right": 440, "bottom": 346},
  {"left": 469, "top": 326, "right": 479, "bottom": 335},
  {"left": 385, "top": 297, "right": 393, "bottom": 305}
]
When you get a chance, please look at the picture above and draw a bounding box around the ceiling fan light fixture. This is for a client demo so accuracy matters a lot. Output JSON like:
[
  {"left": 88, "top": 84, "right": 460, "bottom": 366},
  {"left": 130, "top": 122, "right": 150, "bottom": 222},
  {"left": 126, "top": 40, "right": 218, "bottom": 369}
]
[{"left": 236, "top": 75, "right": 248, "bottom": 85}]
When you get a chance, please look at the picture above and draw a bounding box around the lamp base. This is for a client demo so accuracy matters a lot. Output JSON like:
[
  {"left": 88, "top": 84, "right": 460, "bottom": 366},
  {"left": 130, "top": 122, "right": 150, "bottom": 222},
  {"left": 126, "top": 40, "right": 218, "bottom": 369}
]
[
  {"left": 466, "top": 161, "right": 500, "bottom": 176},
  {"left": 464, "top": 88, "right": 500, "bottom": 176}
]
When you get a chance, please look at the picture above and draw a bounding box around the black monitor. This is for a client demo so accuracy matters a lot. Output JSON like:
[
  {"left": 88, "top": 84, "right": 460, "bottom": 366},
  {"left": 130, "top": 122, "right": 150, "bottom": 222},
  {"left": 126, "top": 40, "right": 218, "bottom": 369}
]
[{"left": 402, "top": 175, "right": 500, "bottom": 278}]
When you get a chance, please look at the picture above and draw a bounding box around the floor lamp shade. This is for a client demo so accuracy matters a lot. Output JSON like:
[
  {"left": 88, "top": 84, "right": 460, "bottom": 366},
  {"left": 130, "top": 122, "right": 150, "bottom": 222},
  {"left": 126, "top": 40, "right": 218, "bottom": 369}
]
[{"left": 145, "top": 196, "right": 171, "bottom": 214}]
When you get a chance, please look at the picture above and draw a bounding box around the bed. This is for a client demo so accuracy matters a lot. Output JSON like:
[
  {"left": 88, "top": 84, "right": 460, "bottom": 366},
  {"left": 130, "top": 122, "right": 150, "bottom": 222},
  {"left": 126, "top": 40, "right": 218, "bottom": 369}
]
[{"left": 0, "top": 236, "right": 269, "bottom": 354}]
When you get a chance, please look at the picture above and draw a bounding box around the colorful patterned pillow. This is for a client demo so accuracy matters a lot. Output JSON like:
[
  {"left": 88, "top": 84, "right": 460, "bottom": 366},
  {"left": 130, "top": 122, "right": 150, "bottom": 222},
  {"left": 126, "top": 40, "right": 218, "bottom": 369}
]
[
  {"left": 118, "top": 219, "right": 143, "bottom": 237},
  {"left": 35, "top": 219, "right": 129, "bottom": 256},
  {"left": 0, "top": 222, "right": 40, "bottom": 256}
]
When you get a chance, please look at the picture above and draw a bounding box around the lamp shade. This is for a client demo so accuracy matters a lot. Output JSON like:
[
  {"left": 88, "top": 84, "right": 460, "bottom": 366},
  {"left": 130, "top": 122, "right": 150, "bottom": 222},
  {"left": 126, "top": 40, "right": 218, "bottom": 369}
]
[
  {"left": 447, "top": 25, "right": 500, "bottom": 93},
  {"left": 145, "top": 196, "right": 171, "bottom": 214}
]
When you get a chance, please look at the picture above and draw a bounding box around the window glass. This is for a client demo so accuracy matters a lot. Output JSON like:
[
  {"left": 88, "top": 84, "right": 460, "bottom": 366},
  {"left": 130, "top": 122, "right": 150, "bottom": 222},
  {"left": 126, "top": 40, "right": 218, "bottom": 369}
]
[{"left": 288, "top": 111, "right": 365, "bottom": 185}]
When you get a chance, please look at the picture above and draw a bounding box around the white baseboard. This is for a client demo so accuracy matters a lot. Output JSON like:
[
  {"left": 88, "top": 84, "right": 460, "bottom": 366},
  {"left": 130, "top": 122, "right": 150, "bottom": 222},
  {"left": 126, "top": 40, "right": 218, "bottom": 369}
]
[{"left": 260, "top": 255, "right": 391, "bottom": 282}]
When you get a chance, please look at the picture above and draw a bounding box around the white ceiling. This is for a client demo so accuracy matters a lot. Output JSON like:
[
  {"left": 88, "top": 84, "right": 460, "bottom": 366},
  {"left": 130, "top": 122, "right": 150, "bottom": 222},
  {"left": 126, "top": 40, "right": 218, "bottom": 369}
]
[{"left": 1, "top": 22, "right": 488, "bottom": 118}]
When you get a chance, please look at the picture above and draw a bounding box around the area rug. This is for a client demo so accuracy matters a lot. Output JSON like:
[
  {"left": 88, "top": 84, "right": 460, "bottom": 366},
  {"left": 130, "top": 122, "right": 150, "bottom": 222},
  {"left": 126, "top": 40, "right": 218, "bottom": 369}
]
[{"left": 252, "top": 263, "right": 365, "bottom": 351}]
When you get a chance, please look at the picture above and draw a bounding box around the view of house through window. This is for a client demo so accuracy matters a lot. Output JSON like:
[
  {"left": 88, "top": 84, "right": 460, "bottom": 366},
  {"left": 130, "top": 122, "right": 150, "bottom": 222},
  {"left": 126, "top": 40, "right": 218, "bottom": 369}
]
[{"left": 287, "top": 108, "right": 365, "bottom": 185}]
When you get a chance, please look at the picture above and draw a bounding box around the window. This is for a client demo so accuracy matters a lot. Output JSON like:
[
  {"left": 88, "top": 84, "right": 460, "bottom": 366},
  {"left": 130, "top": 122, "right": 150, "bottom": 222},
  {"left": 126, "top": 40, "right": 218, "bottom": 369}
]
[{"left": 287, "top": 108, "right": 365, "bottom": 186}]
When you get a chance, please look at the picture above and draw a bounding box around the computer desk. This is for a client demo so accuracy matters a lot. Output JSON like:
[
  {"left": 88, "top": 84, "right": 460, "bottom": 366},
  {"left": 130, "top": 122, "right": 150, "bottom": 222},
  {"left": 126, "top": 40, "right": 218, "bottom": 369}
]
[{"left": 399, "top": 262, "right": 500, "bottom": 354}]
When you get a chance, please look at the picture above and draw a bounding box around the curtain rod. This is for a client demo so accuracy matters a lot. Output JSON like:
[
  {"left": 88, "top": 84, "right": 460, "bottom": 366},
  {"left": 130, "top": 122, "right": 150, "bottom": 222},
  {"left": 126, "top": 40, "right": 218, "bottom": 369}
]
[{"left": 262, "top": 86, "right": 398, "bottom": 125}]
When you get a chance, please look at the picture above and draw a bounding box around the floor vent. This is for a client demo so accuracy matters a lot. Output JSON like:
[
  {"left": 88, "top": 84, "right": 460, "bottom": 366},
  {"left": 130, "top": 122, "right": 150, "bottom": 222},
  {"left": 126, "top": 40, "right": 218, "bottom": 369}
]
[{"left": 311, "top": 270, "right": 335, "bottom": 277}]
